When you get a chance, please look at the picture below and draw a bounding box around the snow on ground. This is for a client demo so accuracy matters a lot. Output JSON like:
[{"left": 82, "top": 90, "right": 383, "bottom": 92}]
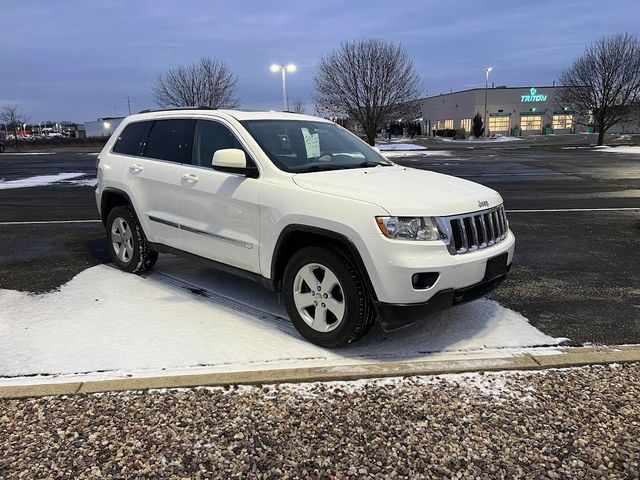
[
  {"left": 62, "top": 178, "right": 98, "bottom": 187},
  {"left": 377, "top": 143, "right": 427, "bottom": 151},
  {"left": 0, "top": 256, "right": 567, "bottom": 382},
  {"left": 383, "top": 150, "right": 452, "bottom": 158},
  {"left": 440, "top": 136, "right": 522, "bottom": 143},
  {"left": 0, "top": 172, "right": 85, "bottom": 190},
  {"left": 593, "top": 145, "right": 640, "bottom": 154}
]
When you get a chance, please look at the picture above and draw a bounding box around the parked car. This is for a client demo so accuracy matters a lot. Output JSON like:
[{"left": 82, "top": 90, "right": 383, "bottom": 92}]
[{"left": 96, "top": 109, "right": 515, "bottom": 347}]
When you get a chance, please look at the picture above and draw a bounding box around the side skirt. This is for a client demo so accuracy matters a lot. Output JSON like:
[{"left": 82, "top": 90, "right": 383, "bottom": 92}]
[{"left": 147, "top": 241, "right": 276, "bottom": 292}]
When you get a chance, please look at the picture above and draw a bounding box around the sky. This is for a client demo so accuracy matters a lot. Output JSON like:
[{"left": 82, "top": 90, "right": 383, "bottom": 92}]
[{"left": 2, "top": 0, "right": 639, "bottom": 123}]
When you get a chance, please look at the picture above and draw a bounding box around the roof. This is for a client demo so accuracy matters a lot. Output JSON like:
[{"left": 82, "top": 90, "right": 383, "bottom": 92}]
[
  {"left": 126, "top": 108, "right": 326, "bottom": 123},
  {"left": 417, "top": 85, "right": 562, "bottom": 101}
]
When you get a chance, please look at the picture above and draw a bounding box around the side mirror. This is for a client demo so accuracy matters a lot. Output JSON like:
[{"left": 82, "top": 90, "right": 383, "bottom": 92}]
[{"left": 212, "top": 148, "right": 258, "bottom": 178}]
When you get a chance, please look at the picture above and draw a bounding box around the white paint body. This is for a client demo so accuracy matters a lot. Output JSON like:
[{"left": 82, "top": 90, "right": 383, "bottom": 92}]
[{"left": 96, "top": 110, "right": 515, "bottom": 305}]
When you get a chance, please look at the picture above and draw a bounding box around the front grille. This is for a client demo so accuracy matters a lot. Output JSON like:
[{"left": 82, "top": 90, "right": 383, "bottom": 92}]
[{"left": 438, "top": 205, "right": 509, "bottom": 255}]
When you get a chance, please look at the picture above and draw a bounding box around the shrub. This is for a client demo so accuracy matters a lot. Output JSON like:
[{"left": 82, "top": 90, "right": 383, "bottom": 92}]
[
  {"left": 455, "top": 127, "right": 467, "bottom": 139},
  {"left": 472, "top": 113, "right": 484, "bottom": 138}
]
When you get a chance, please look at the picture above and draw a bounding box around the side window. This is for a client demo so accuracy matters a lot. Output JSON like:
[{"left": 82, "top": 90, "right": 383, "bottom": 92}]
[
  {"left": 112, "top": 121, "right": 152, "bottom": 156},
  {"left": 144, "top": 119, "right": 195, "bottom": 163},
  {"left": 191, "top": 120, "right": 247, "bottom": 168}
]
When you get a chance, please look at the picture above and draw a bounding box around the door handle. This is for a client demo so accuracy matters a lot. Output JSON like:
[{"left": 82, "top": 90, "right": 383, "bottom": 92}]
[
  {"left": 182, "top": 173, "right": 199, "bottom": 183},
  {"left": 129, "top": 163, "right": 143, "bottom": 173}
]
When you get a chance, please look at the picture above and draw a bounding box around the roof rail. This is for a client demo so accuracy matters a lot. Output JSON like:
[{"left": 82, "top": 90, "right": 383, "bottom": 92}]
[{"left": 136, "top": 106, "right": 215, "bottom": 114}]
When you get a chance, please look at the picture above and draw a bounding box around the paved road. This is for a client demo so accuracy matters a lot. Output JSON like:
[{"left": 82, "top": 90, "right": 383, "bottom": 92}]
[{"left": 0, "top": 147, "right": 638, "bottom": 346}]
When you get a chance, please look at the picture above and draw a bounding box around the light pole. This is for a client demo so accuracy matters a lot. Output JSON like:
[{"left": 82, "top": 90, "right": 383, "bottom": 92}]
[
  {"left": 270, "top": 64, "right": 297, "bottom": 111},
  {"left": 484, "top": 67, "right": 492, "bottom": 138}
]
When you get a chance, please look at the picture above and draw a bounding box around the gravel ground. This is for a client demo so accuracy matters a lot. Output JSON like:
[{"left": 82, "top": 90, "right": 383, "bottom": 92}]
[{"left": 1, "top": 364, "right": 639, "bottom": 479}]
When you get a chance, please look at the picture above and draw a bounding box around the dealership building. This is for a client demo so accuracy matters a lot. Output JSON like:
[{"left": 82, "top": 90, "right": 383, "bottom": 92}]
[{"left": 416, "top": 85, "right": 582, "bottom": 137}]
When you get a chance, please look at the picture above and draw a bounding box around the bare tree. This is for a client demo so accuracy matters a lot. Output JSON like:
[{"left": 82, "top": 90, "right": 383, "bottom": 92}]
[
  {"left": 0, "top": 105, "right": 27, "bottom": 149},
  {"left": 558, "top": 33, "right": 640, "bottom": 145},
  {"left": 314, "top": 38, "right": 421, "bottom": 145},
  {"left": 292, "top": 98, "right": 306, "bottom": 114},
  {"left": 153, "top": 57, "right": 240, "bottom": 109}
]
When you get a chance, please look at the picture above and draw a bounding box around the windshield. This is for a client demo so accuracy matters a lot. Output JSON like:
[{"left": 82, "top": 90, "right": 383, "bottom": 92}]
[{"left": 241, "top": 120, "right": 393, "bottom": 173}]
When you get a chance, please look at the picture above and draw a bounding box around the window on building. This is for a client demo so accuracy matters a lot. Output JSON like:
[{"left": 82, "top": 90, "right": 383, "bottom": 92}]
[
  {"left": 488, "top": 116, "right": 510, "bottom": 133},
  {"left": 444, "top": 119, "right": 454, "bottom": 130},
  {"left": 553, "top": 114, "right": 573, "bottom": 130},
  {"left": 460, "top": 118, "right": 472, "bottom": 132},
  {"left": 112, "top": 121, "right": 152, "bottom": 156},
  {"left": 144, "top": 119, "right": 196, "bottom": 163},
  {"left": 520, "top": 115, "right": 543, "bottom": 131}
]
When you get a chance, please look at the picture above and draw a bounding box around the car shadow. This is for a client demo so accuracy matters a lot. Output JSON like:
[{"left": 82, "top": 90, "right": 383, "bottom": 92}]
[{"left": 147, "top": 255, "right": 563, "bottom": 362}]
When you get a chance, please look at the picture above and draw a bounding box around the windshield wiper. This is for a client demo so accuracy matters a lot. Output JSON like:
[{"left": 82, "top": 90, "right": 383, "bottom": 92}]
[{"left": 294, "top": 164, "right": 349, "bottom": 173}]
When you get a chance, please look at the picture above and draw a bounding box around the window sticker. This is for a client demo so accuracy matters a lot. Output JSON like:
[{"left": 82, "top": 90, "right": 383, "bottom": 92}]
[{"left": 301, "top": 128, "right": 321, "bottom": 158}]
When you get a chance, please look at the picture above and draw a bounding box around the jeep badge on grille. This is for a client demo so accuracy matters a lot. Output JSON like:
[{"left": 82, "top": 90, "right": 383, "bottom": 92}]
[{"left": 478, "top": 200, "right": 490, "bottom": 208}]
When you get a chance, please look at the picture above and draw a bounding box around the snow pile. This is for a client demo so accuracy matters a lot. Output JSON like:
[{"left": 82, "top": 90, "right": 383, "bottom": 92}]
[
  {"left": 593, "top": 146, "right": 640, "bottom": 154},
  {"left": 0, "top": 257, "right": 566, "bottom": 380},
  {"left": 0, "top": 172, "right": 85, "bottom": 190},
  {"left": 377, "top": 143, "right": 427, "bottom": 151}
]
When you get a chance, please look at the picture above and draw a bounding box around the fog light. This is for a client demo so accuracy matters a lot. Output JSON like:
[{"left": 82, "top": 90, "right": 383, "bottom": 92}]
[{"left": 412, "top": 272, "right": 439, "bottom": 290}]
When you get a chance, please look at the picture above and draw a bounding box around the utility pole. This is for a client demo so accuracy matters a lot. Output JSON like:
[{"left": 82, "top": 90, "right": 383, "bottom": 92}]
[
  {"left": 484, "top": 67, "right": 493, "bottom": 138},
  {"left": 127, "top": 96, "right": 132, "bottom": 115}
]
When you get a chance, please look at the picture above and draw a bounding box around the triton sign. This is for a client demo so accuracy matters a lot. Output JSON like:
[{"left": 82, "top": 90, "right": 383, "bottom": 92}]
[{"left": 521, "top": 87, "right": 547, "bottom": 103}]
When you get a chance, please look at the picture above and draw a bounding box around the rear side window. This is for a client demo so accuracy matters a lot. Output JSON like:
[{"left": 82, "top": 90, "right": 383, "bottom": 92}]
[
  {"left": 112, "top": 121, "right": 152, "bottom": 156},
  {"left": 191, "top": 120, "right": 245, "bottom": 168},
  {"left": 144, "top": 119, "right": 195, "bottom": 163}
]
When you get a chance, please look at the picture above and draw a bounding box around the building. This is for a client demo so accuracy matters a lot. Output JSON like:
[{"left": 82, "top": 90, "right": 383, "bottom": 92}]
[
  {"left": 84, "top": 117, "right": 124, "bottom": 138},
  {"left": 417, "top": 86, "right": 583, "bottom": 137}
]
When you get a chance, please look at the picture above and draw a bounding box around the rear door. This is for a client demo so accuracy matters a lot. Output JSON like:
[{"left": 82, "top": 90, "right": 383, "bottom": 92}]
[
  {"left": 178, "top": 119, "right": 261, "bottom": 273},
  {"left": 126, "top": 118, "right": 194, "bottom": 248}
]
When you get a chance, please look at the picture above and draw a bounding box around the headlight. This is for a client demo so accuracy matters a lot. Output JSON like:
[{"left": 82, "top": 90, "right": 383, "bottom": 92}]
[{"left": 376, "top": 216, "right": 442, "bottom": 241}]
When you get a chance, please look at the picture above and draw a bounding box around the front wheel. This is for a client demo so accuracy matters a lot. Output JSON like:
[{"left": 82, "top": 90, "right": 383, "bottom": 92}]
[
  {"left": 283, "top": 246, "right": 374, "bottom": 348},
  {"left": 106, "top": 206, "right": 158, "bottom": 273}
]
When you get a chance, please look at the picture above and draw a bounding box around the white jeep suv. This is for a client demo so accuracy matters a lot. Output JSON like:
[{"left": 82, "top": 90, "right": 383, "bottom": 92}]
[{"left": 96, "top": 109, "right": 515, "bottom": 347}]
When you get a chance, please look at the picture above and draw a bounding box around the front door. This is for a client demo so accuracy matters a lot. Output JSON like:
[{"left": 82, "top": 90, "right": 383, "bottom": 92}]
[{"left": 179, "top": 119, "right": 261, "bottom": 273}]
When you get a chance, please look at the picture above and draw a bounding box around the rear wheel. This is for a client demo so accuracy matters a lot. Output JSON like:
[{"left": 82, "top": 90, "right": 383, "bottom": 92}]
[
  {"left": 106, "top": 206, "right": 158, "bottom": 273},
  {"left": 283, "top": 246, "right": 374, "bottom": 348},
  {"left": 0, "top": 144, "right": 5, "bottom": 153}
]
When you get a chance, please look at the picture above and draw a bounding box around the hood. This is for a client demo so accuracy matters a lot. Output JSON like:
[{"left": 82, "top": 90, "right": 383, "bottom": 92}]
[{"left": 293, "top": 165, "right": 503, "bottom": 216}]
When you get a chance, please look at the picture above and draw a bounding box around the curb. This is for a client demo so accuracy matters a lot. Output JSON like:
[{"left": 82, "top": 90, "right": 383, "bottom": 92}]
[{"left": 2, "top": 345, "right": 639, "bottom": 399}]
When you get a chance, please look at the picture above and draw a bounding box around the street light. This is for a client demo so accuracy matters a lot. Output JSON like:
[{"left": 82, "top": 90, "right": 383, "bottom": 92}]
[
  {"left": 270, "top": 63, "right": 297, "bottom": 111},
  {"left": 484, "top": 67, "right": 492, "bottom": 138}
]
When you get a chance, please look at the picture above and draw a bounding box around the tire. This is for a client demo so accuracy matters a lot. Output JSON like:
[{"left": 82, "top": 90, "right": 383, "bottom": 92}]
[
  {"left": 283, "top": 246, "right": 374, "bottom": 348},
  {"left": 0, "top": 144, "right": 5, "bottom": 153},
  {"left": 106, "top": 206, "right": 158, "bottom": 273}
]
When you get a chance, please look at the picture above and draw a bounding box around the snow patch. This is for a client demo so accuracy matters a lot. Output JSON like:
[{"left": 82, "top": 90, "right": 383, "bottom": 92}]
[
  {"left": 0, "top": 258, "right": 566, "bottom": 381},
  {"left": 383, "top": 150, "right": 452, "bottom": 158},
  {"left": 0, "top": 172, "right": 85, "bottom": 190},
  {"left": 593, "top": 145, "right": 640, "bottom": 154},
  {"left": 377, "top": 143, "right": 427, "bottom": 151},
  {"left": 63, "top": 178, "right": 98, "bottom": 187}
]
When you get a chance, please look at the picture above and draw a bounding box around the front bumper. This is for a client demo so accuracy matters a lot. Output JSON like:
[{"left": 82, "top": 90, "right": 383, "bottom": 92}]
[{"left": 373, "top": 263, "right": 511, "bottom": 331}]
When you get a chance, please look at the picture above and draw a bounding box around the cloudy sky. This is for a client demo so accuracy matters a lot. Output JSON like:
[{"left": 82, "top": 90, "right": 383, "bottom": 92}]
[{"left": 3, "top": 0, "right": 639, "bottom": 122}]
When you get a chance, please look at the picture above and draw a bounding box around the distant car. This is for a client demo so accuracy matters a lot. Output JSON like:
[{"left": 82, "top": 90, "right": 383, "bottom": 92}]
[{"left": 0, "top": 141, "right": 4, "bottom": 153}]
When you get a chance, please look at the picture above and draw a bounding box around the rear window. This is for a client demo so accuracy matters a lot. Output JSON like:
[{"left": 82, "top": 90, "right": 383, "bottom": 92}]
[
  {"left": 144, "top": 119, "right": 195, "bottom": 163},
  {"left": 112, "top": 121, "right": 152, "bottom": 156}
]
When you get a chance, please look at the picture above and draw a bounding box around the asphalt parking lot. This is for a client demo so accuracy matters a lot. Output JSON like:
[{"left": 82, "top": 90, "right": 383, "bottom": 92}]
[{"left": 0, "top": 142, "right": 639, "bottom": 347}]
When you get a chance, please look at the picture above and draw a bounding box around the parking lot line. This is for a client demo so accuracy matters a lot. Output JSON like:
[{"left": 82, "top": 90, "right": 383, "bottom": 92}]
[
  {"left": 506, "top": 207, "right": 640, "bottom": 213},
  {"left": 0, "top": 219, "right": 101, "bottom": 225},
  {"left": 1, "top": 208, "right": 639, "bottom": 226}
]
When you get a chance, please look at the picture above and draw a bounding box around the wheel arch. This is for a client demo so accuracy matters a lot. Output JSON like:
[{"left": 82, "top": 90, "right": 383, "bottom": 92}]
[
  {"left": 271, "top": 224, "right": 378, "bottom": 301},
  {"left": 100, "top": 188, "right": 136, "bottom": 226}
]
